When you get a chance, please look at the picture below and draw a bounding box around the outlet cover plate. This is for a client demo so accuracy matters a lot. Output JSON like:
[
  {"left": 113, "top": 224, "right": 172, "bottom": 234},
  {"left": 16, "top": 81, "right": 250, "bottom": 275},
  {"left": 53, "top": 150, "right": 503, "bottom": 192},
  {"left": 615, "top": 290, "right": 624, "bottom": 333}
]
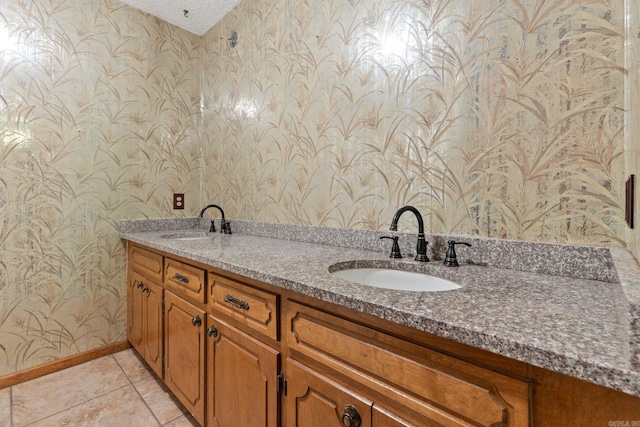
[{"left": 173, "top": 193, "right": 185, "bottom": 210}]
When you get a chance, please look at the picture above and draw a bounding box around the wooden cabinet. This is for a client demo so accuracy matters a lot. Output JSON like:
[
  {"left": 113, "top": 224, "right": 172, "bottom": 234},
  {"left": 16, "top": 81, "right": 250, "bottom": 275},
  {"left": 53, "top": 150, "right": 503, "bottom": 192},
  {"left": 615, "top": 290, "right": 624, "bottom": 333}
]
[
  {"left": 164, "top": 290, "right": 206, "bottom": 425},
  {"left": 285, "top": 358, "right": 372, "bottom": 427},
  {"left": 129, "top": 245, "right": 209, "bottom": 425},
  {"left": 126, "top": 242, "right": 640, "bottom": 427},
  {"left": 206, "top": 315, "right": 279, "bottom": 427},
  {"left": 127, "top": 243, "right": 164, "bottom": 378},
  {"left": 284, "top": 300, "right": 530, "bottom": 427}
]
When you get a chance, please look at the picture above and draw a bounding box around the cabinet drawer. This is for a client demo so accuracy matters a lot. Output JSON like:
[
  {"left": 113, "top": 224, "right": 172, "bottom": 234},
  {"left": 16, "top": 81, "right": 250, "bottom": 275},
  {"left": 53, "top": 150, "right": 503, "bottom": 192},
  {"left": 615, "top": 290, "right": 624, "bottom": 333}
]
[
  {"left": 285, "top": 300, "right": 530, "bottom": 427},
  {"left": 130, "top": 245, "right": 163, "bottom": 282},
  {"left": 165, "top": 258, "right": 206, "bottom": 304},
  {"left": 209, "top": 274, "right": 278, "bottom": 340}
]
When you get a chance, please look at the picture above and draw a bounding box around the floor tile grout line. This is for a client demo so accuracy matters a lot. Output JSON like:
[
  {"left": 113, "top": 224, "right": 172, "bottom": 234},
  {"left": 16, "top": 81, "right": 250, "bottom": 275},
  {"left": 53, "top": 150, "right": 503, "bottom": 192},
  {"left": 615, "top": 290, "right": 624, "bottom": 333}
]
[
  {"left": 16, "top": 355, "right": 133, "bottom": 427},
  {"left": 112, "top": 353, "right": 137, "bottom": 387},
  {"left": 112, "top": 349, "right": 155, "bottom": 385},
  {"left": 20, "top": 382, "right": 134, "bottom": 427},
  {"left": 130, "top": 378, "right": 164, "bottom": 427},
  {"left": 163, "top": 412, "right": 193, "bottom": 426},
  {"left": 12, "top": 350, "right": 183, "bottom": 427},
  {"left": 113, "top": 350, "right": 168, "bottom": 427},
  {"left": 114, "top": 350, "right": 194, "bottom": 426},
  {"left": 138, "top": 368, "right": 191, "bottom": 425}
]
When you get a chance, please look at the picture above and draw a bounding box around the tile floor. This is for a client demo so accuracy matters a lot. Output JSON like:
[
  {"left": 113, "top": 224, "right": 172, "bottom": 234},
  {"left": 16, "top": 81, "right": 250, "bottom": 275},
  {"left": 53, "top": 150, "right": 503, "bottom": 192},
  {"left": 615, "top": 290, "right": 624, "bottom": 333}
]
[{"left": 0, "top": 349, "right": 199, "bottom": 427}]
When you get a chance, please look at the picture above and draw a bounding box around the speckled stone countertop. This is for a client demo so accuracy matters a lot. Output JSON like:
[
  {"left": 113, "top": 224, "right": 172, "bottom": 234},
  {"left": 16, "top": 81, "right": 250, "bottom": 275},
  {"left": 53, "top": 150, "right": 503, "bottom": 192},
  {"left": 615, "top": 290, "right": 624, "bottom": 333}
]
[{"left": 121, "top": 218, "right": 640, "bottom": 397}]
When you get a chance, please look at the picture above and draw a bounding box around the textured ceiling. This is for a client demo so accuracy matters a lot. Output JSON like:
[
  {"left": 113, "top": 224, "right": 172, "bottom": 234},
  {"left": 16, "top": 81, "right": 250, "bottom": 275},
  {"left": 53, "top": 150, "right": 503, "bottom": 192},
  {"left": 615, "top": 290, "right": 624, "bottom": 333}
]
[{"left": 120, "top": 0, "right": 240, "bottom": 36}]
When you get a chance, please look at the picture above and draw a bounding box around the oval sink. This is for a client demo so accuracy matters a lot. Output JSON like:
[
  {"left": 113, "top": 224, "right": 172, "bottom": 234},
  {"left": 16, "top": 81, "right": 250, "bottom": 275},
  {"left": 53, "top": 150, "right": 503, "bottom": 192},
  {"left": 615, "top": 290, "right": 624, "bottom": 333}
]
[
  {"left": 160, "top": 232, "right": 211, "bottom": 241},
  {"left": 331, "top": 268, "right": 461, "bottom": 292}
]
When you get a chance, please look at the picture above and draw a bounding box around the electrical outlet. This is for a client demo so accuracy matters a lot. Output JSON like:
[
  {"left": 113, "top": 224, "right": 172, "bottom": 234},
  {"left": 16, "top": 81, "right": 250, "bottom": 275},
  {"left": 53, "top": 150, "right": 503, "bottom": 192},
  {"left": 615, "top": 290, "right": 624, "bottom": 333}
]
[{"left": 173, "top": 193, "right": 185, "bottom": 210}]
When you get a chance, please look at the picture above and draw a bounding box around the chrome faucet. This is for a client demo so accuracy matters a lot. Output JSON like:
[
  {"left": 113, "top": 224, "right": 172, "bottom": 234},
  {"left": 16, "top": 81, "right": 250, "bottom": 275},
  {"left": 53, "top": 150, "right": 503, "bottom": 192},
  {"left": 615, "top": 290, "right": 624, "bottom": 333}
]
[
  {"left": 389, "top": 206, "right": 428, "bottom": 262},
  {"left": 199, "top": 204, "right": 232, "bottom": 234}
]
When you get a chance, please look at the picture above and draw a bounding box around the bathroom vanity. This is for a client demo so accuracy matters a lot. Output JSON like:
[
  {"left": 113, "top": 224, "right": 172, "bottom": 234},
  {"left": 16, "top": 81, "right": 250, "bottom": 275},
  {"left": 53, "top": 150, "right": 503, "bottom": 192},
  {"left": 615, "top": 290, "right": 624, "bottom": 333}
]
[{"left": 123, "top": 219, "right": 640, "bottom": 426}]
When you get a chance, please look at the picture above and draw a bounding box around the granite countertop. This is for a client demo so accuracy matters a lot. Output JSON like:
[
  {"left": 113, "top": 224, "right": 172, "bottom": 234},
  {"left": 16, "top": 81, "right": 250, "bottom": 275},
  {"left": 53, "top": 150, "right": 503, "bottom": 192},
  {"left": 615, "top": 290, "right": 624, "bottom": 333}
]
[{"left": 121, "top": 218, "right": 640, "bottom": 397}]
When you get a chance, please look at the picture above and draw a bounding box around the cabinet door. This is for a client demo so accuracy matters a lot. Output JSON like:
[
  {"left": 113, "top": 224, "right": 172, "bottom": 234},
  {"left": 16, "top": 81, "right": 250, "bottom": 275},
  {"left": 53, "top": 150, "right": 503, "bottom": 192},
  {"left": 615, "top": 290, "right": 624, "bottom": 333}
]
[
  {"left": 284, "top": 358, "right": 372, "bottom": 427},
  {"left": 286, "top": 301, "right": 529, "bottom": 427},
  {"left": 142, "top": 280, "right": 163, "bottom": 378},
  {"left": 127, "top": 274, "right": 144, "bottom": 352},
  {"left": 206, "top": 315, "right": 279, "bottom": 427},
  {"left": 164, "top": 291, "right": 206, "bottom": 425}
]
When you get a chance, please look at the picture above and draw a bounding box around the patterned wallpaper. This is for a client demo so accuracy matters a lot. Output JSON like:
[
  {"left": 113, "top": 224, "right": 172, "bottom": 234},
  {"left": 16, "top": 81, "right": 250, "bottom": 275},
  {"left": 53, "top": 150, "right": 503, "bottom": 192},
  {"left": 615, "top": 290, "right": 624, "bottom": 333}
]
[
  {"left": 0, "top": 0, "right": 632, "bottom": 376},
  {"left": 626, "top": 0, "right": 640, "bottom": 260},
  {"left": 202, "top": 0, "right": 626, "bottom": 245},
  {"left": 0, "top": 0, "right": 203, "bottom": 375}
]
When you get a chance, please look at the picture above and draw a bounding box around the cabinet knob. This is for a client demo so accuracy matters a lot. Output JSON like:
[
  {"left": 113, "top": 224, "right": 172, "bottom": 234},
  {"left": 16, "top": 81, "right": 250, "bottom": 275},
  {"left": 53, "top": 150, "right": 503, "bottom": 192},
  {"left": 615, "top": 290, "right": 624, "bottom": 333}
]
[
  {"left": 191, "top": 315, "right": 202, "bottom": 327},
  {"left": 207, "top": 325, "right": 218, "bottom": 337},
  {"left": 341, "top": 405, "right": 361, "bottom": 427}
]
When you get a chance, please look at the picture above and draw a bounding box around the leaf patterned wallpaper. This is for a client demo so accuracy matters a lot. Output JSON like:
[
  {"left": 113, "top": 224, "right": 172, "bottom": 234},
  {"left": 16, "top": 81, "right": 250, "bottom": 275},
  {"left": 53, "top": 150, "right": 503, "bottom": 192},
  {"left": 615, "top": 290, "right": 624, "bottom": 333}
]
[
  {"left": 202, "top": 0, "right": 626, "bottom": 245},
  {"left": 0, "top": 0, "right": 634, "bottom": 376},
  {"left": 0, "top": 0, "right": 203, "bottom": 375},
  {"left": 626, "top": 0, "right": 640, "bottom": 262}
]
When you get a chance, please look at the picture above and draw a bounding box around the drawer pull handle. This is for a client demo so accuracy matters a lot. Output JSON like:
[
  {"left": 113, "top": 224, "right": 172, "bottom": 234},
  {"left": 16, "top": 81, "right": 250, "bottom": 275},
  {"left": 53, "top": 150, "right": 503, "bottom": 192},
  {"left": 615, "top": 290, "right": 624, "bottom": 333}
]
[
  {"left": 142, "top": 286, "right": 150, "bottom": 294},
  {"left": 341, "top": 405, "right": 361, "bottom": 427},
  {"left": 136, "top": 281, "right": 144, "bottom": 289},
  {"left": 224, "top": 294, "right": 250, "bottom": 310},
  {"left": 172, "top": 273, "right": 190, "bottom": 283},
  {"left": 207, "top": 325, "right": 218, "bottom": 337},
  {"left": 192, "top": 315, "right": 202, "bottom": 327}
]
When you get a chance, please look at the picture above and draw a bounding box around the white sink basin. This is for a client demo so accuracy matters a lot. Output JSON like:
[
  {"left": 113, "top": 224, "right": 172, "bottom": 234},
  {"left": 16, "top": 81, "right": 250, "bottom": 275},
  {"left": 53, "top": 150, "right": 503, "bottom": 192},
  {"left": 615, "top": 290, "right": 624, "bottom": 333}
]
[
  {"left": 331, "top": 268, "right": 461, "bottom": 292},
  {"left": 160, "top": 232, "right": 211, "bottom": 241}
]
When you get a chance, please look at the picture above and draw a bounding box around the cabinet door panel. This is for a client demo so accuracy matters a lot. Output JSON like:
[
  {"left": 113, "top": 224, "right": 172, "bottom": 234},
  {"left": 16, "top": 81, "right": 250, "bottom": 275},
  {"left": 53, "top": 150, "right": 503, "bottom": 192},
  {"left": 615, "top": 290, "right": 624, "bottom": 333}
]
[
  {"left": 142, "top": 280, "right": 163, "bottom": 378},
  {"left": 127, "top": 273, "right": 144, "bottom": 352},
  {"left": 207, "top": 316, "right": 279, "bottom": 427},
  {"left": 286, "top": 301, "right": 528, "bottom": 427},
  {"left": 164, "top": 291, "right": 205, "bottom": 425},
  {"left": 285, "top": 358, "right": 372, "bottom": 427}
]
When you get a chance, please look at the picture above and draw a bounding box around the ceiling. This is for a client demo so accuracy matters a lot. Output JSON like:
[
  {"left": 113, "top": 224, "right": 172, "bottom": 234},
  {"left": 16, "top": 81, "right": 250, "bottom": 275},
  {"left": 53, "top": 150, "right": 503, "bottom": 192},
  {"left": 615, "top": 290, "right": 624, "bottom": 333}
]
[{"left": 120, "top": 0, "right": 241, "bottom": 36}]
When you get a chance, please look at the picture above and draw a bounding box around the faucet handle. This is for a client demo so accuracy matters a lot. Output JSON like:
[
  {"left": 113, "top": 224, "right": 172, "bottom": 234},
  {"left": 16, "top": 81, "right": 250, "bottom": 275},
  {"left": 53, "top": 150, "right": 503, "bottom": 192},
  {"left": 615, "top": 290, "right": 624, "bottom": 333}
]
[
  {"left": 380, "top": 236, "right": 402, "bottom": 259},
  {"left": 221, "top": 219, "right": 232, "bottom": 234},
  {"left": 209, "top": 220, "right": 216, "bottom": 233},
  {"left": 415, "top": 234, "right": 429, "bottom": 262},
  {"left": 443, "top": 240, "right": 472, "bottom": 267}
]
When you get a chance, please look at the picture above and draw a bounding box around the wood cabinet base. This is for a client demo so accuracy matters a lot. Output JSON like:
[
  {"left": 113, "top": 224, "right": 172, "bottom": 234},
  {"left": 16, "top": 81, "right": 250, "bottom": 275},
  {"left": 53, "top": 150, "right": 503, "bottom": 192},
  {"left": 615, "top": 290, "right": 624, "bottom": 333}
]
[
  {"left": 127, "top": 243, "right": 640, "bottom": 427},
  {"left": 531, "top": 365, "right": 640, "bottom": 424}
]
